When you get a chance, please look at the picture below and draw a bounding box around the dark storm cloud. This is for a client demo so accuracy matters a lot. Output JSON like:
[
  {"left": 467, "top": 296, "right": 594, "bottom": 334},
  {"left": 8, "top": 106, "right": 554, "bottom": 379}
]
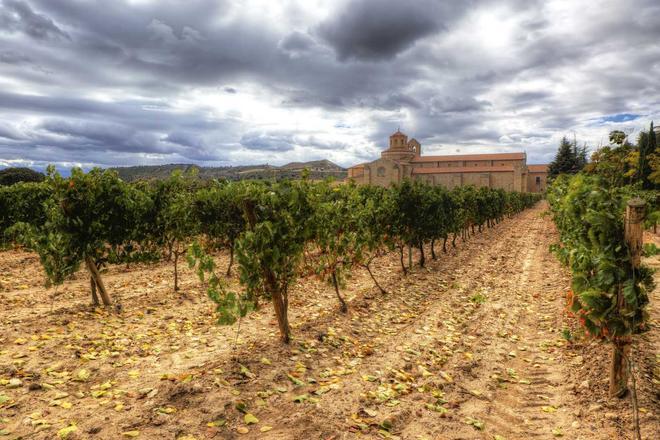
[
  {"left": 240, "top": 132, "right": 294, "bottom": 152},
  {"left": 1, "top": 0, "right": 659, "bottom": 170},
  {"left": 0, "top": 49, "right": 31, "bottom": 64},
  {"left": 162, "top": 132, "right": 204, "bottom": 149},
  {"left": 279, "top": 31, "right": 317, "bottom": 53},
  {"left": 0, "top": 0, "right": 69, "bottom": 40},
  {"left": 429, "top": 96, "right": 492, "bottom": 115},
  {"left": 318, "top": 0, "right": 446, "bottom": 61}
]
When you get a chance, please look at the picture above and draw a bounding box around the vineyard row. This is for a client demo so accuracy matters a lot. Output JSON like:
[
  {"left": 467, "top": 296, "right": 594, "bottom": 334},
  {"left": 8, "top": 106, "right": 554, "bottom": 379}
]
[{"left": 1, "top": 167, "right": 542, "bottom": 343}]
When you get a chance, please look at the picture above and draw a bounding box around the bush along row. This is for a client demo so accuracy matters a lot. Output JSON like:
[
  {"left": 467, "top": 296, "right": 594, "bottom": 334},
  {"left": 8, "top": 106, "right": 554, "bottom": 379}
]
[
  {"left": 547, "top": 173, "right": 653, "bottom": 397},
  {"left": 2, "top": 167, "right": 541, "bottom": 344}
]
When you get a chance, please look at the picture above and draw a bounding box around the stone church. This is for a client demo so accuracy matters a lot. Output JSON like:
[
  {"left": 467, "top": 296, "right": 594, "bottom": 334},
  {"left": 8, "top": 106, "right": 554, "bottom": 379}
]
[{"left": 347, "top": 130, "right": 548, "bottom": 193}]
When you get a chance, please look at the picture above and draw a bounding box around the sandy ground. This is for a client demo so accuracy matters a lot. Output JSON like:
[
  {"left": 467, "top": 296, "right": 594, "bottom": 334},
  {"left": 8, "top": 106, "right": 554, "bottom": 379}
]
[{"left": 0, "top": 201, "right": 657, "bottom": 439}]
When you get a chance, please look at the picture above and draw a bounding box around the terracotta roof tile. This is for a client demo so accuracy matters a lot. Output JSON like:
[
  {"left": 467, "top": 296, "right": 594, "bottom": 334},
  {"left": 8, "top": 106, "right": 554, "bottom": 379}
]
[
  {"left": 527, "top": 164, "right": 549, "bottom": 172},
  {"left": 413, "top": 166, "right": 515, "bottom": 174},
  {"left": 411, "top": 152, "right": 525, "bottom": 162}
]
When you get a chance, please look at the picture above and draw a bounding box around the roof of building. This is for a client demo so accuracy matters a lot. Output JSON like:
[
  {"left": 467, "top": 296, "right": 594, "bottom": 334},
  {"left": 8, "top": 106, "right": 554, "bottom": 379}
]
[
  {"left": 411, "top": 152, "right": 526, "bottom": 163},
  {"left": 412, "top": 166, "right": 515, "bottom": 174},
  {"left": 527, "top": 164, "right": 549, "bottom": 172}
]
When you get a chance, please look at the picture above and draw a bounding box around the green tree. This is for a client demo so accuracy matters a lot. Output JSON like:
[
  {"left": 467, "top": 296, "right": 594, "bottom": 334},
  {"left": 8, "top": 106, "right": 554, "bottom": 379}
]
[
  {"left": 638, "top": 121, "right": 657, "bottom": 189},
  {"left": 609, "top": 130, "right": 627, "bottom": 146},
  {"left": 0, "top": 167, "right": 45, "bottom": 186},
  {"left": 16, "top": 167, "right": 152, "bottom": 305},
  {"left": 307, "top": 182, "right": 363, "bottom": 313},
  {"left": 1, "top": 181, "right": 51, "bottom": 246},
  {"left": 354, "top": 185, "right": 394, "bottom": 294},
  {"left": 150, "top": 171, "right": 200, "bottom": 291},
  {"left": 548, "top": 136, "right": 586, "bottom": 179},
  {"left": 194, "top": 180, "right": 246, "bottom": 276},
  {"left": 236, "top": 179, "right": 315, "bottom": 343}
]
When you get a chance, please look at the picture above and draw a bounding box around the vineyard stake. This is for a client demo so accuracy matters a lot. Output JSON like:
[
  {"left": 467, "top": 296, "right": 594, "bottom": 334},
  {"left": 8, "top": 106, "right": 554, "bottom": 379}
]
[{"left": 610, "top": 198, "right": 645, "bottom": 398}]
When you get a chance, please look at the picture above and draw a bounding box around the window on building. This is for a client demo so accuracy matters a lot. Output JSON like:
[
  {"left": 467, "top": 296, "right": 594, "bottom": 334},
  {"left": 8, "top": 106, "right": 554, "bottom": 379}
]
[
  {"left": 536, "top": 176, "right": 541, "bottom": 184},
  {"left": 377, "top": 167, "right": 386, "bottom": 177}
]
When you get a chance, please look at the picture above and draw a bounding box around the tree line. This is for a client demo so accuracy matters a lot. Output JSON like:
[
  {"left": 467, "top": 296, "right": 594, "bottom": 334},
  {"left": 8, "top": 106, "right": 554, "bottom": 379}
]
[
  {"left": 548, "top": 122, "right": 659, "bottom": 191},
  {"left": 1, "top": 167, "right": 541, "bottom": 343}
]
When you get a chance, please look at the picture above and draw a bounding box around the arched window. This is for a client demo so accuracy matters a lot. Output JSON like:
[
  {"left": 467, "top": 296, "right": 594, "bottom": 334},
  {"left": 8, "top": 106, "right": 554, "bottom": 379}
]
[{"left": 377, "top": 167, "right": 386, "bottom": 177}]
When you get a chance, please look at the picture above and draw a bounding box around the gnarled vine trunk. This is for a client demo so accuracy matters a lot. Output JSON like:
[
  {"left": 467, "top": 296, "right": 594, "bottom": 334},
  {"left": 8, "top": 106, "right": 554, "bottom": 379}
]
[
  {"left": 226, "top": 243, "right": 234, "bottom": 277},
  {"left": 173, "top": 249, "right": 180, "bottom": 291},
  {"left": 85, "top": 255, "right": 111, "bottom": 306},
  {"left": 331, "top": 270, "right": 348, "bottom": 313},
  {"left": 90, "top": 276, "right": 99, "bottom": 306},
  {"left": 364, "top": 262, "right": 387, "bottom": 294}
]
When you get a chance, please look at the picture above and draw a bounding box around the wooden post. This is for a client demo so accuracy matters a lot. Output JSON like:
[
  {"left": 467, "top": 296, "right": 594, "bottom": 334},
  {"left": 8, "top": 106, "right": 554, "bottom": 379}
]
[
  {"left": 610, "top": 198, "right": 645, "bottom": 398},
  {"left": 624, "top": 198, "right": 645, "bottom": 267}
]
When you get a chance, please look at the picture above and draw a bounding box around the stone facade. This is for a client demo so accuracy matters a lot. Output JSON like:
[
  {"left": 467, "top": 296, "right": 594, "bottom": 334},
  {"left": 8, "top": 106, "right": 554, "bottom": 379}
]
[
  {"left": 527, "top": 164, "right": 549, "bottom": 192},
  {"left": 347, "top": 130, "right": 548, "bottom": 193}
]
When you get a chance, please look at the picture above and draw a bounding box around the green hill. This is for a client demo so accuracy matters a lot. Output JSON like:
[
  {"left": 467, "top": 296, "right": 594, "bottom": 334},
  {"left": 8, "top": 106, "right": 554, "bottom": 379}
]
[{"left": 109, "top": 160, "right": 346, "bottom": 182}]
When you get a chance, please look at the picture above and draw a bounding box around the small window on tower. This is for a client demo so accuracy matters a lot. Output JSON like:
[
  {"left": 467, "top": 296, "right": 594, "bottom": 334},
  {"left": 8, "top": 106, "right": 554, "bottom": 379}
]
[{"left": 377, "top": 167, "right": 386, "bottom": 177}]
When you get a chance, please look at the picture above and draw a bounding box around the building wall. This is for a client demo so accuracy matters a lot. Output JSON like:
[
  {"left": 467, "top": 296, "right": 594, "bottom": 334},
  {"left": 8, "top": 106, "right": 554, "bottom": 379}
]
[
  {"left": 347, "top": 135, "right": 549, "bottom": 192},
  {"left": 491, "top": 172, "right": 515, "bottom": 191},
  {"left": 364, "top": 158, "right": 401, "bottom": 187},
  {"left": 527, "top": 172, "right": 548, "bottom": 193}
]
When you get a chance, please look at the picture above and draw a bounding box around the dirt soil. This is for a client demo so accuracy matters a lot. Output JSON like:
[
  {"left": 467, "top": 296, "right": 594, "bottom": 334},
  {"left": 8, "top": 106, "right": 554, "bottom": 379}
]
[{"left": 0, "top": 201, "right": 658, "bottom": 440}]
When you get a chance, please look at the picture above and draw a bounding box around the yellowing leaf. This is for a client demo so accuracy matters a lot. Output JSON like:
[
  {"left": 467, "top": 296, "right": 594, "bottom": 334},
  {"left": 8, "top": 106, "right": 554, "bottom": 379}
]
[
  {"left": 418, "top": 365, "right": 433, "bottom": 377},
  {"left": 128, "top": 370, "right": 140, "bottom": 379},
  {"left": 57, "top": 424, "right": 77, "bottom": 439},
  {"left": 293, "top": 394, "right": 309, "bottom": 403},
  {"left": 542, "top": 405, "right": 557, "bottom": 413},
  {"left": 122, "top": 430, "right": 140, "bottom": 437},
  {"left": 236, "top": 427, "right": 249, "bottom": 434},
  {"left": 439, "top": 371, "right": 453, "bottom": 383},
  {"left": 75, "top": 369, "right": 90, "bottom": 382},
  {"left": 260, "top": 426, "right": 273, "bottom": 432},
  {"left": 244, "top": 413, "right": 259, "bottom": 425},
  {"left": 465, "top": 417, "right": 484, "bottom": 430}
]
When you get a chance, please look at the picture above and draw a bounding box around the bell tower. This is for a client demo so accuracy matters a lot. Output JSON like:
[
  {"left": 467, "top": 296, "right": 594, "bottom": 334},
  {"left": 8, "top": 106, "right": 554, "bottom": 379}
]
[
  {"left": 389, "top": 129, "right": 408, "bottom": 149},
  {"left": 381, "top": 129, "right": 417, "bottom": 161}
]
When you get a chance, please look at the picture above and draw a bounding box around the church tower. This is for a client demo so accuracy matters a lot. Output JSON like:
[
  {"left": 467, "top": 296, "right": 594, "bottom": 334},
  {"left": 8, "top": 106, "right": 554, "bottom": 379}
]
[{"left": 381, "top": 129, "right": 417, "bottom": 161}]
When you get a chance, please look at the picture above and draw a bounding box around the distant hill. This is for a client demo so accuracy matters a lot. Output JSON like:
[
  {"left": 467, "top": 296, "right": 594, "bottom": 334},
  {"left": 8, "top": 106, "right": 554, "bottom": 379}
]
[{"left": 110, "top": 160, "right": 346, "bottom": 182}]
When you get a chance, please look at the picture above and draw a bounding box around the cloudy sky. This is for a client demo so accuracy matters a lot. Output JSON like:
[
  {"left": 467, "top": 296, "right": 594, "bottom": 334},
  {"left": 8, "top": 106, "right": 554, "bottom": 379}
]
[{"left": 0, "top": 0, "right": 658, "bottom": 171}]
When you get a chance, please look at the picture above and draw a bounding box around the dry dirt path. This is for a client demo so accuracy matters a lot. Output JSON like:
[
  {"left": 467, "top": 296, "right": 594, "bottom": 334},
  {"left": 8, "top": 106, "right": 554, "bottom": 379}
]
[{"left": 1, "top": 202, "right": 657, "bottom": 440}]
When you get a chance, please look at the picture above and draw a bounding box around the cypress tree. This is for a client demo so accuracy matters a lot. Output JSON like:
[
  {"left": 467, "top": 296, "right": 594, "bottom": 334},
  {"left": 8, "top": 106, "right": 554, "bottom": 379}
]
[
  {"left": 639, "top": 121, "right": 656, "bottom": 189},
  {"left": 549, "top": 137, "right": 579, "bottom": 179}
]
